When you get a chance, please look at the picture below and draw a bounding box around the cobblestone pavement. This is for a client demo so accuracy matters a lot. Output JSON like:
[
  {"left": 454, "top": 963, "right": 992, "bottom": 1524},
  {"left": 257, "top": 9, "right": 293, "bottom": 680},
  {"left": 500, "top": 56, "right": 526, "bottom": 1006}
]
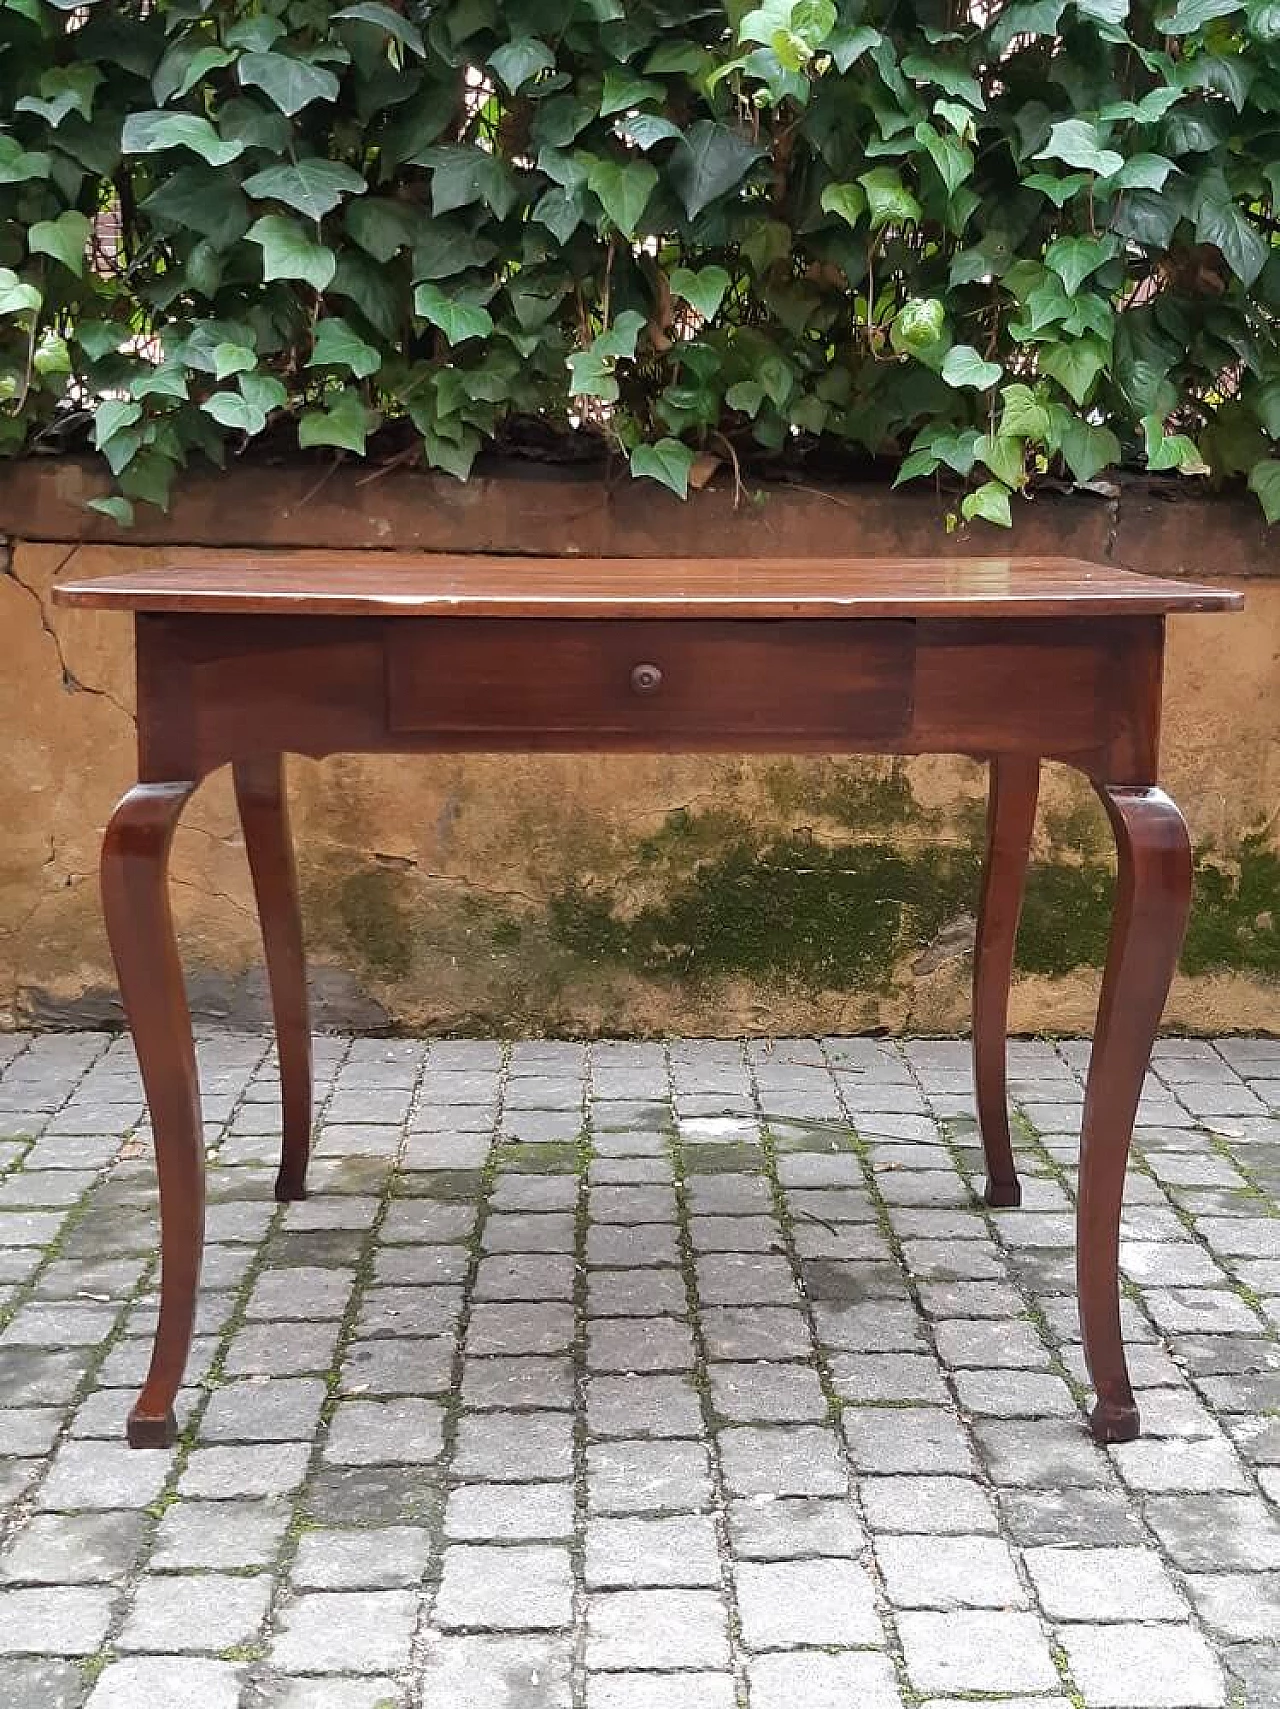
[{"left": 0, "top": 1031, "right": 1276, "bottom": 1707}]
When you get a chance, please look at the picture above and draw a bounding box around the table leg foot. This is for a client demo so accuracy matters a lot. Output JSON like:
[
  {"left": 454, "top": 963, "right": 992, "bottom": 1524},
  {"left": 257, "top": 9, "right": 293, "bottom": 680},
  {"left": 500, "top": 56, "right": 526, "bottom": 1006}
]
[
  {"left": 973, "top": 756, "right": 1039, "bottom": 1211},
  {"left": 1077, "top": 783, "right": 1191, "bottom": 1445},
  {"left": 127, "top": 1406, "right": 178, "bottom": 1450},
  {"left": 983, "top": 1176, "right": 1022, "bottom": 1209},
  {"left": 102, "top": 780, "right": 205, "bottom": 1451},
  {"left": 234, "top": 756, "right": 313, "bottom": 1203},
  {"left": 1090, "top": 1396, "right": 1141, "bottom": 1444}
]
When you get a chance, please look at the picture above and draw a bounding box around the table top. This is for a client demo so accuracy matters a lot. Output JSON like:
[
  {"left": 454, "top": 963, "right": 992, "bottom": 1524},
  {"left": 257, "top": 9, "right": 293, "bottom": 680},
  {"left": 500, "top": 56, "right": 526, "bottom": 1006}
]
[{"left": 53, "top": 552, "right": 1242, "bottom": 620}]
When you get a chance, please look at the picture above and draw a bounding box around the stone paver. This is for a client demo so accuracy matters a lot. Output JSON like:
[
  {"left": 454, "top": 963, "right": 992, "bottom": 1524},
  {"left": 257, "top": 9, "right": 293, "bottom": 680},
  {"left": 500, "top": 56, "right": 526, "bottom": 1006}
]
[{"left": 0, "top": 1029, "right": 1271, "bottom": 1706}]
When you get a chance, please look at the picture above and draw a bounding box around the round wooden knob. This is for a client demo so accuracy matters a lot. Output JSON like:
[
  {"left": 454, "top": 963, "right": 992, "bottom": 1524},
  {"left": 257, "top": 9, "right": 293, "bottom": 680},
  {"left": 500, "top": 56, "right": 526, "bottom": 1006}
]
[{"left": 630, "top": 662, "right": 663, "bottom": 695}]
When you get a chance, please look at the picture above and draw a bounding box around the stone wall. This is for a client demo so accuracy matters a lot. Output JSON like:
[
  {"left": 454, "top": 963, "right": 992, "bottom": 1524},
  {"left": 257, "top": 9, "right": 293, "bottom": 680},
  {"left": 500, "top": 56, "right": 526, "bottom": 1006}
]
[{"left": 0, "top": 461, "right": 1275, "bottom": 1036}]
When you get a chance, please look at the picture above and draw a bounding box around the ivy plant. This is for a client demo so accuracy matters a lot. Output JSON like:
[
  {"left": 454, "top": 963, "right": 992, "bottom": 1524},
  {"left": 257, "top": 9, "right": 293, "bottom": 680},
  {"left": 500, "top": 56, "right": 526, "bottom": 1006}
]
[{"left": 2, "top": 0, "right": 1279, "bottom": 523}]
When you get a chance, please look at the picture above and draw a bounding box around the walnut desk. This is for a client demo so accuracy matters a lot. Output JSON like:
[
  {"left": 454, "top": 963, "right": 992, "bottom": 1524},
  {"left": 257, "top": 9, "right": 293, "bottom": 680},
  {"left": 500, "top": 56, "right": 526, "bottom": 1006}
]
[{"left": 52, "top": 553, "right": 1242, "bottom": 1449}]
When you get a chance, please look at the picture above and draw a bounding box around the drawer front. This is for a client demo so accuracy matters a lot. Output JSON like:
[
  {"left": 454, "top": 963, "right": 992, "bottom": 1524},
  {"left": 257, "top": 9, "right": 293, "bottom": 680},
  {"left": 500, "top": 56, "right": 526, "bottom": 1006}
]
[{"left": 386, "top": 619, "right": 915, "bottom": 746}]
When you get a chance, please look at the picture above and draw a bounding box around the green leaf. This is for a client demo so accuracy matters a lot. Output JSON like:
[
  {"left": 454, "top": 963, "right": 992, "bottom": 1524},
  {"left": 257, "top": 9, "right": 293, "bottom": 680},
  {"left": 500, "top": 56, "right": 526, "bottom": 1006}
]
[
  {"left": 600, "top": 66, "right": 664, "bottom": 115},
  {"left": 961, "top": 481, "right": 1013, "bottom": 527},
  {"left": 533, "top": 186, "right": 587, "bottom": 244},
  {"left": 1059, "top": 418, "right": 1121, "bottom": 483},
  {"left": 1023, "top": 172, "right": 1091, "bottom": 207},
  {"left": 152, "top": 42, "right": 235, "bottom": 105},
  {"left": 0, "top": 268, "right": 41, "bottom": 317},
  {"left": 346, "top": 198, "right": 420, "bottom": 262},
  {"left": 941, "top": 345, "right": 1002, "bottom": 390},
  {"left": 121, "top": 110, "right": 245, "bottom": 167},
  {"left": 86, "top": 496, "right": 135, "bottom": 527},
  {"left": 238, "top": 51, "right": 341, "bottom": 116},
  {"left": 334, "top": 2, "right": 427, "bottom": 55},
  {"left": 593, "top": 310, "right": 647, "bottom": 361},
  {"left": 1040, "top": 334, "right": 1110, "bottom": 404},
  {"left": 859, "top": 167, "right": 923, "bottom": 230},
  {"left": 27, "top": 211, "right": 90, "bottom": 277},
  {"left": 586, "top": 157, "right": 659, "bottom": 235},
  {"left": 0, "top": 136, "right": 51, "bottom": 185},
  {"left": 1033, "top": 119, "right": 1123, "bottom": 177},
  {"left": 420, "top": 147, "right": 519, "bottom": 220},
  {"left": 568, "top": 351, "right": 619, "bottom": 401},
  {"left": 1159, "top": 0, "right": 1240, "bottom": 28},
  {"left": 1100, "top": 154, "right": 1176, "bottom": 192},
  {"left": 1142, "top": 415, "right": 1210, "bottom": 474},
  {"left": 820, "top": 182, "right": 867, "bottom": 228},
  {"left": 309, "top": 317, "right": 382, "bottom": 378},
  {"left": 414, "top": 282, "right": 494, "bottom": 343},
  {"left": 212, "top": 342, "right": 256, "bottom": 380},
  {"left": 14, "top": 64, "right": 102, "bottom": 126},
  {"left": 203, "top": 390, "right": 270, "bottom": 435},
  {"left": 1195, "top": 199, "right": 1268, "bottom": 287},
  {"left": 488, "top": 37, "right": 556, "bottom": 92},
  {"left": 246, "top": 215, "right": 337, "bottom": 292},
  {"left": 244, "top": 160, "right": 368, "bottom": 221},
  {"left": 141, "top": 166, "right": 250, "bottom": 249},
  {"left": 631, "top": 438, "right": 696, "bottom": 498},
  {"left": 1248, "top": 459, "right": 1280, "bottom": 523},
  {"left": 670, "top": 123, "right": 764, "bottom": 221},
  {"left": 93, "top": 399, "right": 142, "bottom": 451},
  {"left": 901, "top": 52, "right": 985, "bottom": 109},
  {"left": 130, "top": 363, "right": 189, "bottom": 402},
  {"left": 298, "top": 390, "right": 375, "bottom": 454},
  {"left": 978, "top": 432, "right": 1027, "bottom": 486},
  {"left": 617, "top": 113, "right": 682, "bottom": 151},
  {"left": 891, "top": 297, "right": 946, "bottom": 356},
  {"left": 670, "top": 266, "right": 732, "bottom": 321},
  {"left": 1044, "top": 234, "right": 1117, "bottom": 295},
  {"left": 915, "top": 123, "right": 974, "bottom": 198},
  {"left": 1000, "top": 383, "right": 1052, "bottom": 439}
]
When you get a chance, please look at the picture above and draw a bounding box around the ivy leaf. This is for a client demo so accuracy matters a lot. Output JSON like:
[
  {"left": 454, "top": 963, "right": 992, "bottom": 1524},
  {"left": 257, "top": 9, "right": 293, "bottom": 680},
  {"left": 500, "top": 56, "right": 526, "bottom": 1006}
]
[
  {"left": 0, "top": 136, "right": 51, "bottom": 185},
  {"left": 414, "top": 282, "right": 494, "bottom": 343},
  {"left": 619, "top": 113, "right": 683, "bottom": 151},
  {"left": 309, "top": 316, "right": 381, "bottom": 378},
  {"left": 152, "top": 42, "right": 234, "bottom": 105},
  {"left": 86, "top": 496, "right": 135, "bottom": 527},
  {"left": 586, "top": 156, "right": 659, "bottom": 235},
  {"left": 600, "top": 66, "right": 664, "bottom": 115},
  {"left": 130, "top": 363, "right": 189, "bottom": 401},
  {"left": 1142, "top": 414, "right": 1210, "bottom": 474},
  {"left": 1059, "top": 417, "right": 1121, "bottom": 483},
  {"left": 238, "top": 51, "right": 341, "bottom": 116},
  {"left": 14, "top": 64, "right": 102, "bottom": 126},
  {"left": 670, "top": 265, "right": 732, "bottom": 320},
  {"left": 419, "top": 147, "right": 519, "bottom": 219},
  {"left": 345, "top": 198, "right": 420, "bottom": 262},
  {"left": 631, "top": 438, "right": 696, "bottom": 498},
  {"left": 27, "top": 211, "right": 90, "bottom": 276},
  {"left": 1040, "top": 334, "right": 1110, "bottom": 404},
  {"left": 941, "top": 345, "right": 1002, "bottom": 389},
  {"left": 820, "top": 183, "right": 867, "bottom": 228},
  {"left": 244, "top": 160, "right": 368, "bottom": 221},
  {"left": 901, "top": 53, "right": 985, "bottom": 109},
  {"left": 1248, "top": 459, "right": 1280, "bottom": 523},
  {"left": 246, "top": 215, "right": 338, "bottom": 292},
  {"left": 534, "top": 185, "right": 587, "bottom": 243},
  {"left": 978, "top": 432, "right": 1027, "bottom": 486},
  {"left": 202, "top": 390, "right": 270, "bottom": 435},
  {"left": 568, "top": 351, "right": 619, "bottom": 401},
  {"left": 961, "top": 481, "right": 1013, "bottom": 527},
  {"left": 334, "top": 2, "right": 427, "bottom": 56},
  {"left": 212, "top": 342, "right": 256, "bottom": 380},
  {"left": 121, "top": 110, "right": 245, "bottom": 167},
  {"left": 0, "top": 268, "right": 41, "bottom": 316},
  {"left": 1195, "top": 198, "right": 1267, "bottom": 287},
  {"left": 593, "top": 310, "right": 647, "bottom": 361},
  {"left": 915, "top": 123, "right": 974, "bottom": 198},
  {"left": 1044, "top": 234, "right": 1118, "bottom": 295},
  {"left": 488, "top": 37, "right": 555, "bottom": 93},
  {"left": 298, "top": 389, "right": 375, "bottom": 454},
  {"left": 670, "top": 123, "right": 764, "bottom": 221},
  {"left": 1099, "top": 154, "right": 1176, "bottom": 192},
  {"left": 1159, "top": 0, "right": 1241, "bottom": 28},
  {"left": 92, "top": 399, "right": 142, "bottom": 451},
  {"left": 1000, "top": 384, "right": 1052, "bottom": 439},
  {"left": 859, "top": 167, "right": 923, "bottom": 230},
  {"left": 1033, "top": 119, "right": 1123, "bottom": 177}
]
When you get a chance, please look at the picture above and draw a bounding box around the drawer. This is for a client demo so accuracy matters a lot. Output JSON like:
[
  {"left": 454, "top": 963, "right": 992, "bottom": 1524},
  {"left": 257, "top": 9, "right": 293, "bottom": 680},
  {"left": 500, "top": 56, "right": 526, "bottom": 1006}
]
[{"left": 386, "top": 619, "right": 915, "bottom": 747}]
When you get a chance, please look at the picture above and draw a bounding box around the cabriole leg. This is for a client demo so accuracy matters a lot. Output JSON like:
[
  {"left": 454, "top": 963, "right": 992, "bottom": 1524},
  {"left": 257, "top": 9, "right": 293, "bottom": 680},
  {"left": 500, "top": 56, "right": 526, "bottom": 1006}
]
[
  {"left": 1080, "top": 785, "right": 1192, "bottom": 1444},
  {"left": 973, "top": 756, "right": 1040, "bottom": 1208},
  {"left": 101, "top": 781, "right": 203, "bottom": 1448}
]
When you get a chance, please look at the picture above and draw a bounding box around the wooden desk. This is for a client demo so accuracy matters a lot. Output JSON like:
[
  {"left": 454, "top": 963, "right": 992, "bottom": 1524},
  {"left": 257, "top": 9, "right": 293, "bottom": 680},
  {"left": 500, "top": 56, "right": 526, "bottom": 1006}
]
[{"left": 53, "top": 553, "right": 1242, "bottom": 1450}]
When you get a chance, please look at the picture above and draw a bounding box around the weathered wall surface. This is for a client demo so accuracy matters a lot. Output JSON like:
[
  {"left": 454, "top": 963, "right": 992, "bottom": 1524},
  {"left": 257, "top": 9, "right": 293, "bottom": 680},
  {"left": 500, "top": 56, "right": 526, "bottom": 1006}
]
[{"left": 1, "top": 464, "right": 1276, "bottom": 1036}]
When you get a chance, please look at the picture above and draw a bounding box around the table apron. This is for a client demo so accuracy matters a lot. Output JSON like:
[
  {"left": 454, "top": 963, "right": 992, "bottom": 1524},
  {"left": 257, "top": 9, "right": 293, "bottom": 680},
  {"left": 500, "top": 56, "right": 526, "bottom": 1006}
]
[{"left": 134, "top": 612, "right": 1164, "bottom": 782}]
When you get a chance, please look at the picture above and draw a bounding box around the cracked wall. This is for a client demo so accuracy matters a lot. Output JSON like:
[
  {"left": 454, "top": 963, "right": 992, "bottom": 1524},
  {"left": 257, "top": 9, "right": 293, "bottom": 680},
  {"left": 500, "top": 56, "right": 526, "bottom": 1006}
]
[{"left": 2, "top": 500, "right": 1277, "bottom": 1037}]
